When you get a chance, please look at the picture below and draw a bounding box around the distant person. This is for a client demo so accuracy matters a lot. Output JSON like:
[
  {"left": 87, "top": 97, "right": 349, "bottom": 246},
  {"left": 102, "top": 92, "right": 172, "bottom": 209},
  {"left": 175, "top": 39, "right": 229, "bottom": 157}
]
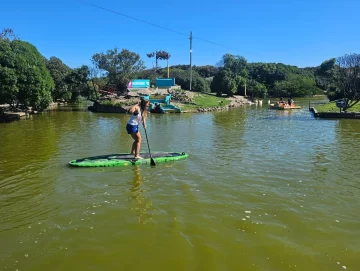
[
  {"left": 288, "top": 97, "right": 294, "bottom": 106},
  {"left": 276, "top": 97, "right": 285, "bottom": 106},
  {"left": 126, "top": 98, "right": 150, "bottom": 159},
  {"left": 151, "top": 102, "right": 163, "bottom": 113}
]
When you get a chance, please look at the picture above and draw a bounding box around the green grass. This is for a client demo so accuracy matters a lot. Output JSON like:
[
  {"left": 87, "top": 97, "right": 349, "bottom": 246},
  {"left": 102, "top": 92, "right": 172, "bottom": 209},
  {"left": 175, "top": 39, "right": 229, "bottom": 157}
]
[
  {"left": 98, "top": 93, "right": 231, "bottom": 112},
  {"left": 315, "top": 101, "right": 360, "bottom": 112},
  {"left": 177, "top": 93, "right": 231, "bottom": 111}
]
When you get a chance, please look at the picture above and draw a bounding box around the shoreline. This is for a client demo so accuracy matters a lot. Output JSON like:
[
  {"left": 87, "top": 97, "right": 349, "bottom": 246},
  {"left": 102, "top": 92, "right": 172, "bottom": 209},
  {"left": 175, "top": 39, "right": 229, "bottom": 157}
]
[
  {"left": 309, "top": 107, "right": 360, "bottom": 119},
  {"left": 88, "top": 94, "right": 253, "bottom": 114},
  {"left": 0, "top": 102, "right": 61, "bottom": 123},
  {"left": 2, "top": 97, "right": 360, "bottom": 123}
]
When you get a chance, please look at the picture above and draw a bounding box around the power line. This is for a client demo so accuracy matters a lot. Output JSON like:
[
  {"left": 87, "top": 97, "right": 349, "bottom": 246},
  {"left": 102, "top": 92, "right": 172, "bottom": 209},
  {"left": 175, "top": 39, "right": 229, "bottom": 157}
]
[
  {"left": 77, "top": 0, "right": 188, "bottom": 37},
  {"left": 193, "top": 37, "right": 226, "bottom": 47},
  {"left": 76, "top": 0, "right": 228, "bottom": 48}
]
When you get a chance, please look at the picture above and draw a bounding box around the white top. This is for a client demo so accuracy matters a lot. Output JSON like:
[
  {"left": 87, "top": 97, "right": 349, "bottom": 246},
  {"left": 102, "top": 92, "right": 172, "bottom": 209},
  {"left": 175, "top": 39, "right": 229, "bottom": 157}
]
[{"left": 127, "top": 109, "right": 142, "bottom": 125}]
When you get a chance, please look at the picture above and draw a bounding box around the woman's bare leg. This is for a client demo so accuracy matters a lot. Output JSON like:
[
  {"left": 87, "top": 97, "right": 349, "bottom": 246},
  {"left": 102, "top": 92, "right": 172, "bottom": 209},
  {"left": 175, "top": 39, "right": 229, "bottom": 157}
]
[
  {"left": 131, "top": 140, "right": 136, "bottom": 154},
  {"left": 130, "top": 132, "right": 142, "bottom": 158}
]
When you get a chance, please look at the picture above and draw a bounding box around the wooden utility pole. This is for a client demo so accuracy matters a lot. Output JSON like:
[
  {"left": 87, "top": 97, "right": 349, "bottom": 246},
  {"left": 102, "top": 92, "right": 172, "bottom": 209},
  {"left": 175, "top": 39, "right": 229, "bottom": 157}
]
[{"left": 189, "top": 31, "right": 193, "bottom": 91}]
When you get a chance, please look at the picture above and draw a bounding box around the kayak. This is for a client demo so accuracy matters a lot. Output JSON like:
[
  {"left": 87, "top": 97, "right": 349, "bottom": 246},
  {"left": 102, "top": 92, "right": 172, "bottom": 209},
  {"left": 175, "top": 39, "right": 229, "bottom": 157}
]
[{"left": 68, "top": 152, "right": 189, "bottom": 167}]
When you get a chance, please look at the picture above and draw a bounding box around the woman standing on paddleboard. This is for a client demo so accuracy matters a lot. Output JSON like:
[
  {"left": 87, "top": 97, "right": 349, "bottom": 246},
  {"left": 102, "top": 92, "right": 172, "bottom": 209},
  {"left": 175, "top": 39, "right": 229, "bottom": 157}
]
[{"left": 126, "top": 98, "right": 150, "bottom": 159}]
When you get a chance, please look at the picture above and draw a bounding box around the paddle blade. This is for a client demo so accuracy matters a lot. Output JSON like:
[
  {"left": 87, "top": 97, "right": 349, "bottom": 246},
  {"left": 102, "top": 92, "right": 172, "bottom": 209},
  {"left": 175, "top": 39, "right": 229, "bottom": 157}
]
[{"left": 150, "top": 158, "right": 156, "bottom": 166}]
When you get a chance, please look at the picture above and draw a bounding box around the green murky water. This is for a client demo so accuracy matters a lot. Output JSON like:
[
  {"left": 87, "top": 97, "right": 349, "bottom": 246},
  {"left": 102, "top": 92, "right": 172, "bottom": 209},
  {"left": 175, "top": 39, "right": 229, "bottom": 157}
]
[{"left": 1, "top": 98, "right": 359, "bottom": 271}]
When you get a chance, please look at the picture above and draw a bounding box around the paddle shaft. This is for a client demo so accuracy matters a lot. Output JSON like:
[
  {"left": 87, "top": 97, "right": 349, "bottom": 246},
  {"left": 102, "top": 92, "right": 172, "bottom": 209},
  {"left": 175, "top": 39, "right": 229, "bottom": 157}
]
[{"left": 141, "top": 114, "right": 155, "bottom": 166}]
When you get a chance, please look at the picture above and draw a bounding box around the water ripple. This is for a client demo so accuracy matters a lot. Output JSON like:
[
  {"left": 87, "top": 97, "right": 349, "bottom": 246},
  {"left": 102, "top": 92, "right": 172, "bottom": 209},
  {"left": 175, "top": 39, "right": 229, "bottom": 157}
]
[{"left": 1, "top": 101, "right": 360, "bottom": 271}]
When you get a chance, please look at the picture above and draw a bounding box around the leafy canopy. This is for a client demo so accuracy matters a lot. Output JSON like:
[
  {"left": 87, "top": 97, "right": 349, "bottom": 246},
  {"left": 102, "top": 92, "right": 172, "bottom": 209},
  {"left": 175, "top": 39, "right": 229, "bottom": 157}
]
[
  {"left": 92, "top": 48, "right": 145, "bottom": 94},
  {"left": 0, "top": 38, "right": 54, "bottom": 110}
]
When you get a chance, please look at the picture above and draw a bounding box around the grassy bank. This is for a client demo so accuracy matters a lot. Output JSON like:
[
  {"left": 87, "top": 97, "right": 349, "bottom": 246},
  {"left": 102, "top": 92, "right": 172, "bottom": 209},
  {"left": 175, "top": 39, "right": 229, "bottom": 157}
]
[
  {"left": 176, "top": 93, "right": 231, "bottom": 111},
  {"left": 315, "top": 101, "right": 360, "bottom": 112},
  {"left": 98, "top": 92, "right": 232, "bottom": 112}
]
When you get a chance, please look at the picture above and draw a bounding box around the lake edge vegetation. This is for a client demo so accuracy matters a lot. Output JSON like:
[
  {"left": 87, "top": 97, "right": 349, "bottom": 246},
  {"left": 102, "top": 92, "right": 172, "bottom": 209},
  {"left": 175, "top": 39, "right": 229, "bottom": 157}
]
[{"left": 1, "top": 28, "right": 359, "bottom": 114}]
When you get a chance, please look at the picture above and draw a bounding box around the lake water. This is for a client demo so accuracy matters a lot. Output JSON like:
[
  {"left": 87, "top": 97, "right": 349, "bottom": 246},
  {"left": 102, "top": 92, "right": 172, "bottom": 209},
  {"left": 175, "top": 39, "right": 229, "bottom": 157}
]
[{"left": 1, "top": 98, "right": 359, "bottom": 271}]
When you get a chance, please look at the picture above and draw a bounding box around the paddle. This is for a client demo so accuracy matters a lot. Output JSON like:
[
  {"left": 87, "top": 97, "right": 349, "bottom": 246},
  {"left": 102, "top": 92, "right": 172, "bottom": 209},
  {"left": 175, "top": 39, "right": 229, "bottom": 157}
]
[{"left": 141, "top": 116, "right": 155, "bottom": 166}]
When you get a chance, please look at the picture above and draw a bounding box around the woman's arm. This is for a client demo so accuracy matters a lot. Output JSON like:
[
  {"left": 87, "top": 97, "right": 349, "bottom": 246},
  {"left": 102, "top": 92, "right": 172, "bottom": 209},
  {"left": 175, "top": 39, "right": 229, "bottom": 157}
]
[
  {"left": 142, "top": 114, "right": 147, "bottom": 128},
  {"left": 129, "top": 104, "right": 139, "bottom": 113}
]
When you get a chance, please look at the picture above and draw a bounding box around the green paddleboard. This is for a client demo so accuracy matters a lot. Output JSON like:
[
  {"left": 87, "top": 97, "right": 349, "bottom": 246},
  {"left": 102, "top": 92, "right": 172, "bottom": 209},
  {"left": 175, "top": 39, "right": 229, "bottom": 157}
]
[{"left": 68, "top": 152, "right": 189, "bottom": 167}]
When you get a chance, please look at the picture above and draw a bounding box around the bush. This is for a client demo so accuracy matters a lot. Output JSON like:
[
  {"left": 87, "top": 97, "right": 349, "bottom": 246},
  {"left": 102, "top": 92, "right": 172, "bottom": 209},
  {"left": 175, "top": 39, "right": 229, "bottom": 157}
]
[
  {"left": 162, "top": 69, "right": 210, "bottom": 93},
  {"left": 327, "top": 91, "right": 343, "bottom": 101},
  {"left": 101, "top": 100, "right": 124, "bottom": 107},
  {"left": 0, "top": 39, "right": 54, "bottom": 111},
  {"left": 101, "top": 97, "right": 139, "bottom": 107},
  {"left": 210, "top": 69, "right": 239, "bottom": 96}
]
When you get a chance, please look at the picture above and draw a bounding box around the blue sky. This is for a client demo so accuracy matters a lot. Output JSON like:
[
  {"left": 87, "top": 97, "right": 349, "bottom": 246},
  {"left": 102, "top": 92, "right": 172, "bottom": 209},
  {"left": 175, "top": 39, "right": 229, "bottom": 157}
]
[{"left": 1, "top": 0, "right": 359, "bottom": 70}]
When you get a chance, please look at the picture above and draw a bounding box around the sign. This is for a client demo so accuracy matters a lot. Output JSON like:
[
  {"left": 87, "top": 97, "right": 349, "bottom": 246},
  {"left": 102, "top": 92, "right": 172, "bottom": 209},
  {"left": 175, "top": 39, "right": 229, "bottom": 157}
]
[
  {"left": 127, "top": 79, "right": 150, "bottom": 89},
  {"left": 336, "top": 99, "right": 346, "bottom": 108},
  {"left": 156, "top": 78, "right": 175, "bottom": 87}
]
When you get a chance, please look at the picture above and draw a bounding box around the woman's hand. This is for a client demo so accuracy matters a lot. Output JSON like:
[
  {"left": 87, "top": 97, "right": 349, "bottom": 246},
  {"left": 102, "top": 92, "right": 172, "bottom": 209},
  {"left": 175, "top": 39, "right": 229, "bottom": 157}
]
[{"left": 129, "top": 104, "right": 139, "bottom": 114}]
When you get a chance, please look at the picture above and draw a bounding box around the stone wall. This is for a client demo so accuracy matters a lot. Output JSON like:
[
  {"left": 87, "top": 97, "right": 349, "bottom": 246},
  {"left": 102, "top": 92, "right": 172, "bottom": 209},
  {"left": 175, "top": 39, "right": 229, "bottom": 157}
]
[
  {"left": 88, "top": 103, "right": 128, "bottom": 113},
  {"left": 0, "top": 112, "right": 29, "bottom": 123}
]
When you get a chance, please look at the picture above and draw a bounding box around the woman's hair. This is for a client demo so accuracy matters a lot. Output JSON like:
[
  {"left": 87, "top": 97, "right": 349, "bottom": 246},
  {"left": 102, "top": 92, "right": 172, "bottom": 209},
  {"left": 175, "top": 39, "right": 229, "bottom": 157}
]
[{"left": 139, "top": 98, "right": 150, "bottom": 117}]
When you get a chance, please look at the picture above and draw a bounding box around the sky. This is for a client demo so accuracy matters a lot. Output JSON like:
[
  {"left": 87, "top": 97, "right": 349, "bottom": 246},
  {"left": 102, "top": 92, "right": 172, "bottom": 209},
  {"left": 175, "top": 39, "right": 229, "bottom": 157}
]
[{"left": 1, "top": 0, "right": 359, "bottom": 70}]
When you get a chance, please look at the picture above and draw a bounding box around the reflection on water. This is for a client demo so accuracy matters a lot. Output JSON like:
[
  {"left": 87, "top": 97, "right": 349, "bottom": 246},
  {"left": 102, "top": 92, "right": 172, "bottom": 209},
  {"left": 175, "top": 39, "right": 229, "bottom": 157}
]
[{"left": 130, "top": 166, "right": 154, "bottom": 224}]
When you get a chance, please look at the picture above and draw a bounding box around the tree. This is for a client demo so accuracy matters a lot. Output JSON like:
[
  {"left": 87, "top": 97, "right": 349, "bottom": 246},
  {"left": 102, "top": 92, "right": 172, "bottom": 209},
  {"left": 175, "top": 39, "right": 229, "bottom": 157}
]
[
  {"left": 46, "top": 56, "right": 71, "bottom": 101},
  {"left": 166, "top": 68, "right": 210, "bottom": 93},
  {"left": 218, "top": 54, "right": 247, "bottom": 76},
  {"left": 92, "top": 48, "right": 145, "bottom": 94},
  {"left": 194, "top": 65, "right": 219, "bottom": 78},
  {"left": 211, "top": 71, "right": 249, "bottom": 97},
  {"left": 168, "top": 64, "right": 190, "bottom": 71},
  {"left": 315, "top": 58, "right": 339, "bottom": 93},
  {"left": 0, "top": 66, "right": 18, "bottom": 106},
  {"left": 211, "top": 54, "right": 248, "bottom": 96},
  {"left": 86, "top": 65, "right": 101, "bottom": 101},
  {"left": 336, "top": 53, "right": 360, "bottom": 111},
  {"left": 0, "top": 28, "right": 18, "bottom": 41},
  {"left": 0, "top": 39, "right": 18, "bottom": 106},
  {"left": 247, "top": 63, "right": 282, "bottom": 89},
  {"left": 0, "top": 39, "right": 54, "bottom": 111},
  {"left": 65, "top": 65, "right": 89, "bottom": 102},
  {"left": 246, "top": 79, "right": 267, "bottom": 98},
  {"left": 146, "top": 50, "right": 171, "bottom": 71},
  {"left": 273, "top": 74, "right": 321, "bottom": 97}
]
